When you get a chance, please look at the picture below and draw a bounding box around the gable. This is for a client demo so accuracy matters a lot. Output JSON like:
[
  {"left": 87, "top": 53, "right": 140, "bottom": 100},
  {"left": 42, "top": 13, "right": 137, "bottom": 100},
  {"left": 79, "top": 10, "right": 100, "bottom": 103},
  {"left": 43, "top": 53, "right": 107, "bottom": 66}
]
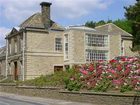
[
  {"left": 10, "top": 28, "right": 18, "bottom": 35},
  {"left": 95, "top": 23, "right": 132, "bottom": 36}
]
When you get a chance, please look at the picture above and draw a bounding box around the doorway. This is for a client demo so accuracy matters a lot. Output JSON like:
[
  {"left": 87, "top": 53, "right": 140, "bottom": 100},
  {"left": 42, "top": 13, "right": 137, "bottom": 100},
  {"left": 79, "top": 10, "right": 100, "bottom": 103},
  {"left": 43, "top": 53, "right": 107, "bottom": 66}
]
[{"left": 14, "top": 62, "right": 18, "bottom": 80}]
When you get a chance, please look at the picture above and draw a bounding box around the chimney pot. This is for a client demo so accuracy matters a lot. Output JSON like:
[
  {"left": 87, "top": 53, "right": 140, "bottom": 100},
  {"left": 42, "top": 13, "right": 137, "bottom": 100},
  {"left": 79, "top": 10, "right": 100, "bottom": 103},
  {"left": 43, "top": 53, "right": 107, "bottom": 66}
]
[
  {"left": 40, "top": 2, "right": 52, "bottom": 29},
  {"left": 40, "top": 2, "right": 52, "bottom": 7}
]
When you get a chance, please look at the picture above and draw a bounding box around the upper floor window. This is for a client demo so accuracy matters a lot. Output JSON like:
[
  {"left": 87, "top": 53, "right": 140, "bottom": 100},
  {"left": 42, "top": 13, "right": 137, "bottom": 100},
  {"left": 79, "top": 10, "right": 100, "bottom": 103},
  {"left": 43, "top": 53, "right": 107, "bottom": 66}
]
[
  {"left": 85, "top": 34, "right": 108, "bottom": 47},
  {"left": 20, "top": 36, "right": 23, "bottom": 51},
  {"left": 55, "top": 38, "right": 62, "bottom": 51},
  {"left": 9, "top": 40, "right": 11, "bottom": 55},
  {"left": 14, "top": 38, "right": 17, "bottom": 53},
  {"left": 64, "top": 34, "right": 69, "bottom": 60}
]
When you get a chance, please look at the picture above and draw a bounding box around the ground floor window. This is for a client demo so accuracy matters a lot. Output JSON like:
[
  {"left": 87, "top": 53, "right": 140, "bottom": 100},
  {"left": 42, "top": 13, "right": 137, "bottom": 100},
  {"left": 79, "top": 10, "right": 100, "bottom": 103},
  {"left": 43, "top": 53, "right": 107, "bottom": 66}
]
[
  {"left": 86, "top": 49, "right": 108, "bottom": 61},
  {"left": 54, "top": 66, "right": 63, "bottom": 72}
]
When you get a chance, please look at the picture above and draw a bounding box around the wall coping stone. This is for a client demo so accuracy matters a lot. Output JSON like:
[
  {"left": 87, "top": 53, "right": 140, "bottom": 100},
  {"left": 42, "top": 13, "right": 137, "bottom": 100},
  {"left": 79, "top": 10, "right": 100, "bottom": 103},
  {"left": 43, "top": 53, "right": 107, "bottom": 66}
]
[
  {"left": 0, "top": 83, "right": 16, "bottom": 86},
  {"left": 60, "top": 91, "right": 140, "bottom": 97},
  {"left": 17, "top": 86, "right": 60, "bottom": 90}
]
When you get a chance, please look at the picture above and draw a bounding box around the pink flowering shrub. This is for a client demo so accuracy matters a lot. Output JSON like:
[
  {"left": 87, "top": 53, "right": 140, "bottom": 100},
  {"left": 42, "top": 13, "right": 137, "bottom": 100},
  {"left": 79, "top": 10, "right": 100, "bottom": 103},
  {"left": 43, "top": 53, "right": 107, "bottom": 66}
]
[{"left": 66, "top": 56, "right": 140, "bottom": 92}]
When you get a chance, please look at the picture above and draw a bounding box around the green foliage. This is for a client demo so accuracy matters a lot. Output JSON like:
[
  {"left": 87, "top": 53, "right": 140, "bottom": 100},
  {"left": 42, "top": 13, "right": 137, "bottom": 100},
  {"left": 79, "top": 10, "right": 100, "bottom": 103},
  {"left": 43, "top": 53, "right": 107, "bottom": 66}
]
[
  {"left": 95, "top": 20, "right": 106, "bottom": 26},
  {"left": 22, "top": 72, "right": 68, "bottom": 87},
  {"left": 120, "top": 85, "right": 133, "bottom": 93},
  {"left": 85, "top": 20, "right": 107, "bottom": 28},
  {"left": 85, "top": 19, "right": 132, "bottom": 34},
  {"left": 113, "top": 19, "right": 132, "bottom": 34},
  {"left": 93, "top": 78, "right": 111, "bottom": 92},
  {"left": 0, "top": 78, "right": 14, "bottom": 83},
  {"left": 63, "top": 68, "right": 82, "bottom": 91},
  {"left": 125, "top": 0, "right": 140, "bottom": 52},
  {"left": 64, "top": 78, "right": 82, "bottom": 91},
  {"left": 21, "top": 68, "right": 79, "bottom": 87},
  {"left": 85, "top": 21, "right": 96, "bottom": 28}
]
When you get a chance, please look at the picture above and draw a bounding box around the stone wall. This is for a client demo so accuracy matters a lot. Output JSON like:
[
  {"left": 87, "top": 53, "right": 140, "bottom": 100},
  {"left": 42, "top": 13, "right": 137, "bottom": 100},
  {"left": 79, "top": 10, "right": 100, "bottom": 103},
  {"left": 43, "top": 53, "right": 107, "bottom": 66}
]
[
  {"left": 123, "top": 40, "right": 136, "bottom": 56},
  {"left": 0, "top": 85, "right": 139, "bottom": 105},
  {"left": 0, "top": 59, "right": 6, "bottom": 76},
  {"left": 109, "top": 34, "right": 121, "bottom": 59},
  {"left": 25, "top": 30, "right": 64, "bottom": 79}
]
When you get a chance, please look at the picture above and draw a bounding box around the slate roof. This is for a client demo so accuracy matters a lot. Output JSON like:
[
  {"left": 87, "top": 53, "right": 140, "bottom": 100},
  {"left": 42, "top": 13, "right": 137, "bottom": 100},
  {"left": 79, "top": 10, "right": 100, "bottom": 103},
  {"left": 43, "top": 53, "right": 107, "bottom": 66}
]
[
  {"left": 66, "top": 25, "right": 109, "bottom": 35},
  {"left": 67, "top": 25, "right": 96, "bottom": 31},
  {"left": 95, "top": 23, "right": 132, "bottom": 36},
  {"left": 19, "top": 12, "right": 65, "bottom": 30}
]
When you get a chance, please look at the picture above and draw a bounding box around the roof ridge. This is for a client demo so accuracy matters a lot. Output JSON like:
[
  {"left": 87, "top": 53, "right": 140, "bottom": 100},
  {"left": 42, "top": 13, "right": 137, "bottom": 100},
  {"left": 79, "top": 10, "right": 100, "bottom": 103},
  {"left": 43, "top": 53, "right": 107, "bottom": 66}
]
[
  {"left": 95, "top": 23, "right": 113, "bottom": 28},
  {"left": 19, "top": 12, "right": 41, "bottom": 27}
]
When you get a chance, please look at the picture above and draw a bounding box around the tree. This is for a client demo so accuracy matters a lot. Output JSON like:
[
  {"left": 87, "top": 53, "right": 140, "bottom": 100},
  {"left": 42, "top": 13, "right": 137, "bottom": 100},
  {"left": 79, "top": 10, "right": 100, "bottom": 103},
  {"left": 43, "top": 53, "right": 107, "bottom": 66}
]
[
  {"left": 96, "top": 20, "right": 106, "bottom": 26},
  {"left": 125, "top": 0, "right": 140, "bottom": 55},
  {"left": 85, "top": 21, "right": 96, "bottom": 28},
  {"left": 113, "top": 19, "right": 132, "bottom": 34},
  {"left": 85, "top": 19, "right": 132, "bottom": 34},
  {"left": 85, "top": 20, "right": 107, "bottom": 28}
]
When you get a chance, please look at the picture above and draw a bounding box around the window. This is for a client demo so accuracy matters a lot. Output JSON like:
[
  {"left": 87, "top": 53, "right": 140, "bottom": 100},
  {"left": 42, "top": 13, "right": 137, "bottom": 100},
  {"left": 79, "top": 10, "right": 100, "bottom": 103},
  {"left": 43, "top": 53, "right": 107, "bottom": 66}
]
[
  {"left": 121, "top": 40, "right": 124, "bottom": 56},
  {"left": 9, "top": 40, "right": 11, "bottom": 55},
  {"left": 20, "top": 36, "right": 23, "bottom": 52},
  {"left": 14, "top": 38, "right": 17, "bottom": 53},
  {"left": 55, "top": 38, "right": 62, "bottom": 51},
  {"left": 85, "top": 33, "right": 109, "bottom": 61},
  {"left": 8, "top": 63, "right": 12, "bottom": 75},
  {"left": 86, "top": 49, "right": 108, "bottom": 61},
  {"left": 64, "top": 34, "right": 69, "bottom": 59},
  {"left": 85, "top": 34, "right": 108, "bottom": 47}
]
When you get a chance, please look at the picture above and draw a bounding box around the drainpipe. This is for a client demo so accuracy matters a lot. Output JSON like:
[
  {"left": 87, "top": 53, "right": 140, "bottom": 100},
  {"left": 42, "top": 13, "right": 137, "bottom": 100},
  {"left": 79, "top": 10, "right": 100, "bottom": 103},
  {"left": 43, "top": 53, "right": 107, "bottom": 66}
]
[
  {"left": 22, "top": 30, "right": 26, "bottom": 81},
  {"left": 5, "top": 38, "right": 8, "bottom": 78}
]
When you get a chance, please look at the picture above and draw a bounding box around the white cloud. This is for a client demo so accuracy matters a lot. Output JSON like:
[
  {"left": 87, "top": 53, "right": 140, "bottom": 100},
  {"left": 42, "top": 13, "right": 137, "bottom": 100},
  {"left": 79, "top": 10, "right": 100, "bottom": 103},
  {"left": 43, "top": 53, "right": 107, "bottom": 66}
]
[
  {"left": 0, "top": 27, "right": 11, "bottom": 47},
  {"left": 51, "top": 0, "right": 113, "bottom": 19},
  {"left": 0, "top": 0, "right": 113, "bottom": 24}
]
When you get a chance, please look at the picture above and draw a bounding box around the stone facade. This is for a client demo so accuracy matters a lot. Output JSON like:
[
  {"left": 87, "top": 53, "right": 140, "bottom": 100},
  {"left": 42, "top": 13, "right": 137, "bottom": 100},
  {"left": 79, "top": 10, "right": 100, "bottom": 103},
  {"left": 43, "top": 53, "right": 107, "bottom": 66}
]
[
  {"left": 0, "top": 47, "right": 6, "bottom": 77},
  {"left": 0, "top": 2, "right": 136, "bottom": 80}
]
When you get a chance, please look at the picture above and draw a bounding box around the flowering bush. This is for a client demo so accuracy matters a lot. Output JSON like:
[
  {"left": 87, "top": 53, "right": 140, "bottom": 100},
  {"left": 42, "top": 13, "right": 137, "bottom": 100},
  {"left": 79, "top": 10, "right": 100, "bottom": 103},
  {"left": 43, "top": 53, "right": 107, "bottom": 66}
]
[{"left": 65, "top": 56, "right": 140, "bottom": 92}]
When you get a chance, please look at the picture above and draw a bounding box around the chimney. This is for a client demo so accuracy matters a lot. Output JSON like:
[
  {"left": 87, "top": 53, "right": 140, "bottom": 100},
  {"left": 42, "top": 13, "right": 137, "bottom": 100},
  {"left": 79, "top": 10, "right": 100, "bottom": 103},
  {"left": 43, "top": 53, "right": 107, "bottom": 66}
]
[{"left": 40, "top": 2, "right": 52, "bottom": 29}]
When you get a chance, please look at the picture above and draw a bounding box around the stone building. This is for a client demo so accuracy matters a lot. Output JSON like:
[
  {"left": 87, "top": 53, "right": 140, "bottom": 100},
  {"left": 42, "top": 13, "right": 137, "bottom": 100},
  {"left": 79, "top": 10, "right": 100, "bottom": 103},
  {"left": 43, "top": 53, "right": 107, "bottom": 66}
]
[
  {"left": 0, "top": 2, "right": 135, "bottom": 80},
  {"left": 0, "top": 46, "right": 6, "bottom": 78}
]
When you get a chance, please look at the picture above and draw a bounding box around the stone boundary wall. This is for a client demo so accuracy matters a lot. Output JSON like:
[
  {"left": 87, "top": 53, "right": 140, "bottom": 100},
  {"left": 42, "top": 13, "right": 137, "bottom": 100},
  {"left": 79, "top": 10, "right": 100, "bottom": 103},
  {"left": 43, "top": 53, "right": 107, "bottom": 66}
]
[{"left": 0, "top": 85, "right": 140, "bottom": 105}]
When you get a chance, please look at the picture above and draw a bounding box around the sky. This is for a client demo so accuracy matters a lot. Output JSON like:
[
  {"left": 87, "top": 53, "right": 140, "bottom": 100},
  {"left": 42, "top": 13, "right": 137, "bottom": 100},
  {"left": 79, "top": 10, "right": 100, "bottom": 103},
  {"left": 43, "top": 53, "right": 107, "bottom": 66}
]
[{"left": 0, "top": 0, "right": 136, "bottom": 47}]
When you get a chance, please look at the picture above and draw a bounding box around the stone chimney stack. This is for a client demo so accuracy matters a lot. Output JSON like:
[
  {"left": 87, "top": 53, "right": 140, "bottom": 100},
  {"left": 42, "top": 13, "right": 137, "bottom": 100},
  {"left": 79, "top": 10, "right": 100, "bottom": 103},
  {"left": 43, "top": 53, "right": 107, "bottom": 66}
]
[{"left": 40, "top": 2, "right": 52, "bottom": 29}]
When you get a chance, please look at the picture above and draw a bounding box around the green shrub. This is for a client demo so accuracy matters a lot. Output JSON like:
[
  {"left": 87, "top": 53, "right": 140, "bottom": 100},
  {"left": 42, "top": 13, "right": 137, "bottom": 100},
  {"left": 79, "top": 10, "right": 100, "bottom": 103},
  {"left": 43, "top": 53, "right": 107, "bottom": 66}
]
[
  {"left": 93, "top": 78, "right": 111, "bottom": 92},
  {"left": 64, "top": 77, "right": 82, "bottom": 91},
  {"left": 0, "top": 78, "right": 14, "bottom": 83},
  {"left": 63, "top": 68, "right": 82, "bottom": 91},
  {"left": 21, "top": 68, "right": 79, "bottom": 87},
  {"left": 120, "top": 85, "right": 133, "bottom": 93}
]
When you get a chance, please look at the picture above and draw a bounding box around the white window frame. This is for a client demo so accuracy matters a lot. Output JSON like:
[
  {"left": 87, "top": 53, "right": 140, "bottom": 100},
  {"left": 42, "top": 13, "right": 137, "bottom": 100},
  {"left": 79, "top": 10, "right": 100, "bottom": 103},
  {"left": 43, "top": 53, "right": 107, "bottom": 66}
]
[
  {"left": 85, "top": 33, "right": 109, "bottom": 61},
  {"left": 14, "top": 38, "right": 17, "bottom": 53},
  {"left": 86, "top": 49, "right": 108, "bottom": 61},
  {"left": 85, "top": 33, "right": 108, "bottom": 47},
  {"left": 9, "top": 40, "right": 12, "bottom": 55},
  {"left": 64, "top": 34, "right": 69, "bottom": 60},
  {"left": 20, "top": 36, "right": 23, "bottom": 52},
  {"left": 55, "top": 37, "right": 62, "bottom": 52}
]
